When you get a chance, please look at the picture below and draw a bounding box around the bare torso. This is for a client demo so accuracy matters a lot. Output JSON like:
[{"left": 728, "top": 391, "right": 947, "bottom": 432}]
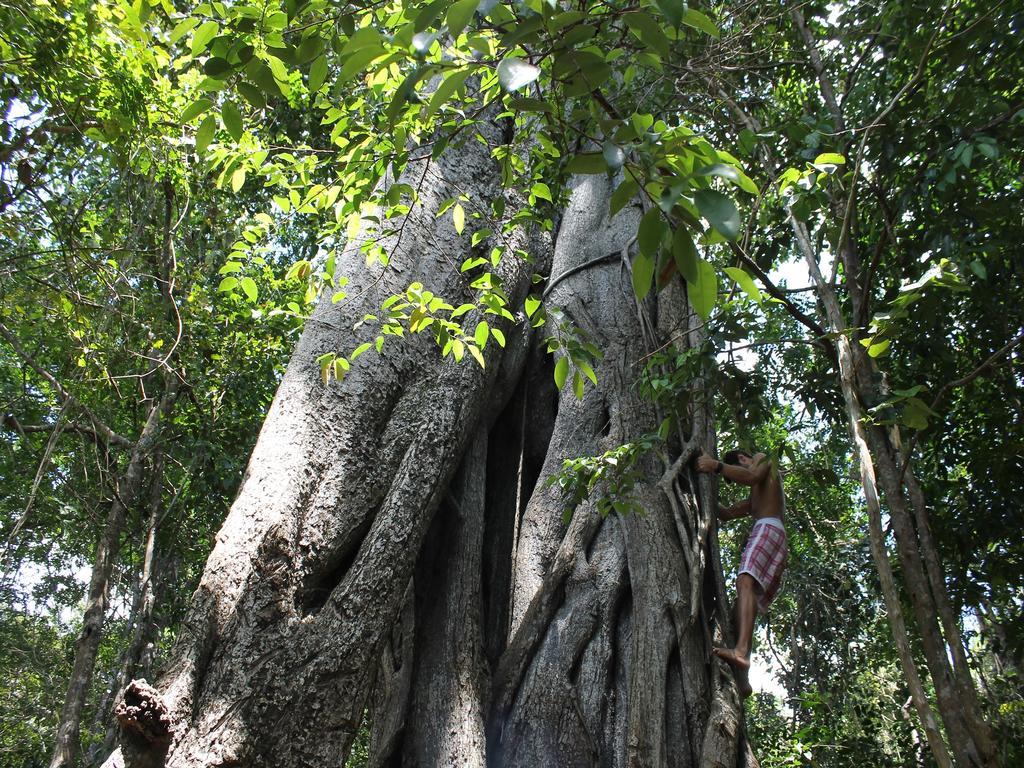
[{"left": 749, "top": 458, "right": 785, "bottom": 523}]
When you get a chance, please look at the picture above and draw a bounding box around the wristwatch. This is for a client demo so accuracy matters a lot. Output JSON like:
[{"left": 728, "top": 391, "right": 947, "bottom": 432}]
[{"left": 716, "top": 461, "right": 723, "bottom": 474}]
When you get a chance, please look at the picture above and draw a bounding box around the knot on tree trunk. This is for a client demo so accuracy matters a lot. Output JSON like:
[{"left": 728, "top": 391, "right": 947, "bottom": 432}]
[{"left": 115, "top": 679, "right": 172, "bottom": 754}]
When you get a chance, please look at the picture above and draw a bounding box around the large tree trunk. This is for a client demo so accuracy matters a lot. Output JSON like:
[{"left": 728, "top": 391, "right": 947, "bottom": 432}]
[{"left": 104, "top": 142, "right": 752, "bottom": 767}]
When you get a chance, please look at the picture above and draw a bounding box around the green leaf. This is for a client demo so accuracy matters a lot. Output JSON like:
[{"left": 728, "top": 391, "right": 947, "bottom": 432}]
[
  {"left": 181, "top": 98, "right": 214, "bottom": 123},
  {"left": 468, "top": 343, "right": 486, "bottom": 368},
  {"left": 734, "top": 169, "right": 759, "bottom": 196},
  {"left": 385, "top": 67, "right": 427, "bottom": 126},
  {"left": 813, "top": 152, "right": 846, "bottom": 165},
  {"left": 720, "top": 268, "right": 761, "bottom": 303},
  {"left": 653, "top": 0, "right": 682, "bottom": 27},
  {"left": 340, "top": 27, "right": 382, "bottom": 56},
  {"left": 237, "top": 82, "right": 267, "bottom": 110},
  {"left": 610, "top": 178, "right": 638, "bottom": 217},
  {"left": 191, "top": 21, "right": 219, "bottom": 55},
  {"left": 632, "top": 251, "right": 656, "bottom": 300},
  {"left": 497, "top": 57, "right": 540, "bottom": 91},
  {"left": 554, "top": 355, "right": 569, "bottom": 389},
  {"left": 508, "top": 97, "right": 552, "bottom": 112},
  {"left": 577, "top": 360, "right": 598, "bottom": 386},
  {"left": 446, "top": 0, "right": 479, "bottom": 37},
  {"left": 474, "top": 321, "right": 489, "bottom": 348},
  {"left": 415, "top": 0, "right": 450, "bottom": 31},
  {"left": 977, "top": 141, "right": 998, "bottom": 159},
  {"left": 724, "top": 267, "right": 762, "bottom": 302},
  {"left": 687, "top": 258, "right": 717, "bottom": 319},
  {"left": 309, "top": 55, "right": 328, "bottom": 92},
  {"left": 681, "top": 9, "right": 719, "bottom": 38},
  {"left": 218, "top": 276, "right": 239, "bottom": 292},
  {"left": 531, "top": 182, "right": 552, "bottom": 202},
  {"left": 240, "top": 277, "right": 258, "bottom": 303},
  {"left": 566, "top": 152, "right": 607, "bottom": 174},
  {"left": 231, "top": 167, "right": 246, "bottom": 192},
  {"left": 697, "top": 163, "right": 740, "bottom": 183},
  {"left": 170, "top": 17, "right": 198, "bottom": 44},
  {"left": 491, "top": 328, "right": 506, "bottom": 347},
  {"left": 573, "top": 370, "right": 585, "bottom": 399},
  {"left": 195, "top": 115, "right": 216, "bottom": 153},
  {"left": 623, "top": 12, "right": 671, "bottom": 57},
  {"left": 891, "top": 385, "right": 927, "bottom": 398},
  {"left": 339, "top": 46, "right": 387, "bottom": 83},
  {"left": 203, "top": 57, "right": 233, "bottom": 78},
  {"left": 452, "top": 203, "right": 465, "bottom": 234},
  {"left": 250, "top": 63, "right": 283, "bottom": 97},
  {"left": 867, "top": 339, "right": 890, "bottom": 357},
  {"left": 525, "top": 295, "right": 541, "bottom": 318},
  {"left": 603, "top": 142, "right": 625, "bottom": 171},
  {"left": 638, "top": 208, "right": 666, "bottom": 257},
  {"left": 672, "top": 226, "right": 699, "bottom": 283},
  {"left": 694, "top": 189, "right": 740, "bottom": 240},
  {"left": 901, "top": 399, "right": 929, "bottom": 430},
  {"left": 221, "top": 101, "right": 244, "bottom": 141},
  {"left": 426, "top": 66, "right": 475, "bottom": 117}
]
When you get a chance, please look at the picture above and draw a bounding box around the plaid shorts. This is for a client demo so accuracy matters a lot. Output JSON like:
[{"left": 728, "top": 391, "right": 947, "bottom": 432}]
[{"left": 739, "top": 518, "right": 788, "bottom": 613}]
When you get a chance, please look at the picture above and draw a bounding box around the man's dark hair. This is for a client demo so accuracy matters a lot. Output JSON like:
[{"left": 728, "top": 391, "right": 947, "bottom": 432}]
[{"left": 723, "top": 449, "right": 752, "bottom": 466}]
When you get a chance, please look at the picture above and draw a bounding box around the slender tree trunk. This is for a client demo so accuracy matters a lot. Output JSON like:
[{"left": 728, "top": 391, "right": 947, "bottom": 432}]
[
  {"left": 50, "top": 381, "right": 177, "bottom": 768},
  {"left": 794, "top": 220, "right": 954, "bottom": 768},
  {"left": 93, "top": 448, "right": 166, "bottom": 760},
  {"left": 902, "top": 469, "right": 999, "bottom": 760},
  {"left": 788, "top": 11, "right": 999, "bottom": 765}
]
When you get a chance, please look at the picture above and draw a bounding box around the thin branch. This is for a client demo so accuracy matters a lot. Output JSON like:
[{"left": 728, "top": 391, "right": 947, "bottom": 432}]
[
  {"left": 726, "top": 242, "right": 835, "bottom": 358},
  {"left": 0, "top": 320, "right": 130, "bottom": 447},
  {"left": 2, "top": 414, "right": 110, "bottom": 444},
  {"left": 898, "top": 330, "right": 1024, "bottom": 484},
  {"left": 790, "top": 7, "right": 846, "bottom": 132},
  {"left": 7, "top": 406, "right": 68, "bottom": 542}
]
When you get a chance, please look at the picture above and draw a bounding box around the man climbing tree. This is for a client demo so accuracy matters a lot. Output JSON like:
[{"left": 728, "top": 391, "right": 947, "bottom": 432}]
[{"left": 697, "top": 449, "right": 788, "bottom": 697}]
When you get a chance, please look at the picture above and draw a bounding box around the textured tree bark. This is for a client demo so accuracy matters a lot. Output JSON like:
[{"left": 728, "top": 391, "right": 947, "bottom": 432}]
[
  {"left": 796, "top": 211, "right": 998, "bottom": 768},
  {"left": 401, "top": 428, "right": 489, "bottom": 766},
  {"left": 103, "top": 122, "right": 547, "bottom": 768},
  {"left": 104, "top": 159, "right": 750, "bottom": 767},
  {"left": 902, "top": 469, "right": 999, "bottom": 763},
  {"left": 492, "top": 175, "right": 744, "bottom": 768}
]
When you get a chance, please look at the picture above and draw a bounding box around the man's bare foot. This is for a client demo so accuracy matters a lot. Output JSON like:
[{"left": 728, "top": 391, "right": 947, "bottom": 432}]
[
  {"left": 736, "top": 667, "right": 753, "bottom": 699},
  {"left": 714, "top": 647, "right": 753, "bottom": 698},
  {"left": 713, "top": 646, "right": 751, "bottom": 671}
]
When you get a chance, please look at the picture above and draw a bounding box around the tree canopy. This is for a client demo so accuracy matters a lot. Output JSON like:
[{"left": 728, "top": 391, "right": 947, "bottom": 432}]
[{"left": 1, "top": 0, "right": 1022, "bottom": 765}]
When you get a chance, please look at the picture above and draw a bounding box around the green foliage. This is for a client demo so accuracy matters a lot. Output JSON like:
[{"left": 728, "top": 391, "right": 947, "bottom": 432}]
[
  {"left": 0, "top": 608, "right": 71, "bottom": 768},
  {"left": 544, "top": 307, "right": 602, "bottom": 399},
  {"left": 2, "top": 0, "right": 1023, "bottom": 764},
  {"left": 547, "top": 435, "right": 661, "bottom": 522}
]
